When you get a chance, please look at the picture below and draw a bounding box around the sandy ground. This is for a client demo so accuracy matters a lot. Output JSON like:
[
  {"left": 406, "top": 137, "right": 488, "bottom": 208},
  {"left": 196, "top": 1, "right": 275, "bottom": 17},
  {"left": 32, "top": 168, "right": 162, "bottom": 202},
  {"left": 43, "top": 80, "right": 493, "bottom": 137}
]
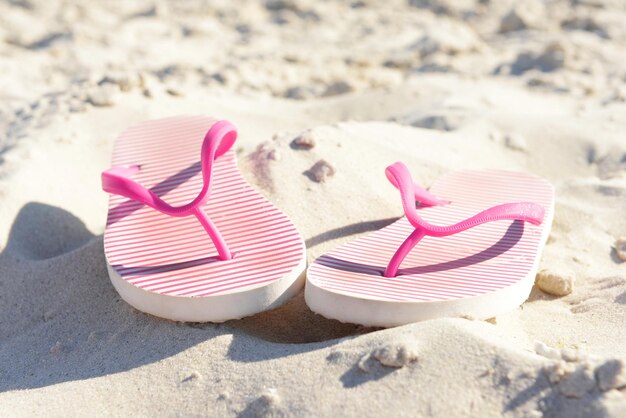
[{"left": 0, "top": 0, "right": 625, "bottom": 416}]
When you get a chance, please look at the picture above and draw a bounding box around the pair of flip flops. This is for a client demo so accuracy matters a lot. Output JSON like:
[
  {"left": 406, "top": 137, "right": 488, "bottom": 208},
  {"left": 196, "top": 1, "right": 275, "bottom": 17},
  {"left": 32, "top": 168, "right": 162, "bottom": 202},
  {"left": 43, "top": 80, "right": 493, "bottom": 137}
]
[{"left": 102, "top": 116, "right": 554, "bottom": 327}]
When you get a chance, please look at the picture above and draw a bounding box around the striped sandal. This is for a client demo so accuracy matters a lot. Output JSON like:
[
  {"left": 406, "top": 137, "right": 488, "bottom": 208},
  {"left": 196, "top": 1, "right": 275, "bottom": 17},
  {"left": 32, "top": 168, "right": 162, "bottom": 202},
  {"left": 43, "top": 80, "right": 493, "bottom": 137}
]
[
  {"left": 305, "top": 162, "right": 554, "bottom": 327},
  {"left": 102, "top": 116, "right": 306, "bottom": 322}
]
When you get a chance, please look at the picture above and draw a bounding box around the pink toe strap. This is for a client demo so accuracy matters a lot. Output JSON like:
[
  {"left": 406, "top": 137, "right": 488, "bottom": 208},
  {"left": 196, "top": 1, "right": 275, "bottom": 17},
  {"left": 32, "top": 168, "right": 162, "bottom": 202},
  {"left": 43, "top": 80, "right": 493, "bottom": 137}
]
[
  {"left": 383, "top": 162, "right": 545, "bottom": 277},
  {"left": 102, "top": 120, "right": 237, "bottom": 260},
  {"left": 385, "top": 166, "right": 449, "bottom": 207}
]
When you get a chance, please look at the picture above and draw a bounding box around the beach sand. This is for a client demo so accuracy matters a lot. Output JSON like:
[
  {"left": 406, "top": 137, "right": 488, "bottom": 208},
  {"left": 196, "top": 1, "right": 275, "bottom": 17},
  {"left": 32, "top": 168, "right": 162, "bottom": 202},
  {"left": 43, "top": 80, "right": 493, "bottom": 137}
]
[{"left": 0, "top": 0, "right": 625, "bottom": 416}]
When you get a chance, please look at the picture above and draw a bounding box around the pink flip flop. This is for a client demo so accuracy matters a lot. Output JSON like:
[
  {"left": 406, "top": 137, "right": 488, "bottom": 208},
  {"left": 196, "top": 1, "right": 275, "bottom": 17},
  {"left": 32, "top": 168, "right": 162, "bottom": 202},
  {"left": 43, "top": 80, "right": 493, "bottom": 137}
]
[
  {"left": 102, "top": 116, "right": 306, "bottom": 322},
  {"left": 306, "top": 162, "right": 554, "bottom": 327}
]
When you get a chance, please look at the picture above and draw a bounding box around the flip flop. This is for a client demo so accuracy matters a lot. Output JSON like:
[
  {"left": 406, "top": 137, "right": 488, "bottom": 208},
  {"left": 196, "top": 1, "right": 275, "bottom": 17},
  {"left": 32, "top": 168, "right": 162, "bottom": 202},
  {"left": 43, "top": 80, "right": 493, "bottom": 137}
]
[
  {"left": 305, "top": 162, "right": 554, "bottom": 327},
  {"left": 102, "top": 116, "right": 306, "bottom": 322}
]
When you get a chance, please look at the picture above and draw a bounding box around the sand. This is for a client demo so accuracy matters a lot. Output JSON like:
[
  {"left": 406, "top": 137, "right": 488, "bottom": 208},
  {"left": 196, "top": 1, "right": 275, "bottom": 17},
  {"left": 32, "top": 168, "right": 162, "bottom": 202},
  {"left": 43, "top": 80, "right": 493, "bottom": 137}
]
[{"left": 0, "top": 0, "right": 625, "bottom": 416}]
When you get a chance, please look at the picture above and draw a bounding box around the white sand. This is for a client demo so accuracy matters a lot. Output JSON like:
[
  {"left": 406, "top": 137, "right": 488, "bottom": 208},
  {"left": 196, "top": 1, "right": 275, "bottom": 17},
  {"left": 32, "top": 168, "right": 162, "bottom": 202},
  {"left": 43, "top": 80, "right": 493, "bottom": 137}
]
[{"left": 1, "top": 0, "right": 625, "bottom": 416}]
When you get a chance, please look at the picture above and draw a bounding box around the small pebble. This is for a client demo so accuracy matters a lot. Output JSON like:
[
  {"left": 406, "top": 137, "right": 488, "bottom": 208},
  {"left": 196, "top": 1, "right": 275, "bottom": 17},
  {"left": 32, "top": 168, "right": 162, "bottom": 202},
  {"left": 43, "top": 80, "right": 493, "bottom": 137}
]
[
  {"left": 595, "top": 359, "right": 626, "bottom": 391},
  {"left": 614, "top": 237, "right": 626, "bottom": 262},
  {"left": 499, "top": 1, "right": 545, "bottom": 33},
  {"left": 536, "top": 269, "right": 574, "bottom": 296},
  {"left": 98, "top": 72, "right": 140, "bottom": 92},
  {"left": 284, "top": 86, "right": 317, "bottom": 100},
  {"left": 372, "top": 340, "right": 419, "bottom": 368},
  {"left": 181, "top": 371, "right": 200, "bottom": 383},
  {"left": 322, "top": 80, "right": 353, "bottom": 97},
  {"left": 500, "top": 10, "right": 527, "bottom": 33},
  {"left": 411, "top": 113, "right": 465, "bottom": 131},
  {"left": 166, "top": 87, "right": 184, "bottom": 97},
  {"left": 561, "top": 348, "right": 583, "bottom": 363},
  {"left": 88, "top": 83, "right": 119, "bottom": 107},
  {"left": 535, "top": 341, "right": 562, "bottom": 360},
  {"left": 43, "top": 309, "right": 55, "bottom": 321},
  {"left": 505, "top": 133, "right": 528, "bottom": 152},
  {"left": 291, "top": 130, "right": 316, "bottom": 150},
  {"left": 307, "top": 159, "right": 336, "bottom": 183},
  {"left": 50, "top": 341, "right": 63, "bottom": 354},
  {"left": 247, "top": 388, "right": 282, "bottom": 416}
]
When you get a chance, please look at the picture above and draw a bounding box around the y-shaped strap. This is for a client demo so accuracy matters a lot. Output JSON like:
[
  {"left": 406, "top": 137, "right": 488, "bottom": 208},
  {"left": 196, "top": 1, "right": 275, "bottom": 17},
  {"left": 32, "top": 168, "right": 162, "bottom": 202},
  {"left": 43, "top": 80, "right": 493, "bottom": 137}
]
[
  {"left": 102, "top": 120, "right": 237, "bottom": 260},
  {"left": 385, "top": 168, "right": 450, "bottom": 207},
  {"left": 383, "top": 162, "right": 545, "bottom": 277}
]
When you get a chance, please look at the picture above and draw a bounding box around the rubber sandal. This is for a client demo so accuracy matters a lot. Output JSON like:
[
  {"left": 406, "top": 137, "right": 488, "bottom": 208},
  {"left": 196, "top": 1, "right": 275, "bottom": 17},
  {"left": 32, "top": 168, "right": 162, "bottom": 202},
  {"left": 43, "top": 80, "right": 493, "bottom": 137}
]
[
  {"left": 102, "top": 116, "right": 306, "bottom": 322},
  {"left": 305, "top": 162, "right": 554, "bottom": 327}
]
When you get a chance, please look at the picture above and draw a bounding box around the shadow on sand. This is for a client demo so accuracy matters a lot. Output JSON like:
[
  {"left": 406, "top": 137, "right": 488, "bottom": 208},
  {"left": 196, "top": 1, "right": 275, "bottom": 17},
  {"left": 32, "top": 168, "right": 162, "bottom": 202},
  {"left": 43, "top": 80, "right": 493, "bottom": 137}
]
[{"left": 0, "top": 202, "right": 369, "bottom": 392}]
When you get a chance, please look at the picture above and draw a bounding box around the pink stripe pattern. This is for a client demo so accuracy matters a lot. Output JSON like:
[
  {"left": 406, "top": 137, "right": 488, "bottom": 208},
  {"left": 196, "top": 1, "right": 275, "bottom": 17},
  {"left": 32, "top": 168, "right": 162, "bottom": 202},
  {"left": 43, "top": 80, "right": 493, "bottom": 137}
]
[
  {"left": 103, "top": 116, "right": 305, "bottom": 297},
  {"left": 307, "top": 170, "right": 554, "bottom": 302}
]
